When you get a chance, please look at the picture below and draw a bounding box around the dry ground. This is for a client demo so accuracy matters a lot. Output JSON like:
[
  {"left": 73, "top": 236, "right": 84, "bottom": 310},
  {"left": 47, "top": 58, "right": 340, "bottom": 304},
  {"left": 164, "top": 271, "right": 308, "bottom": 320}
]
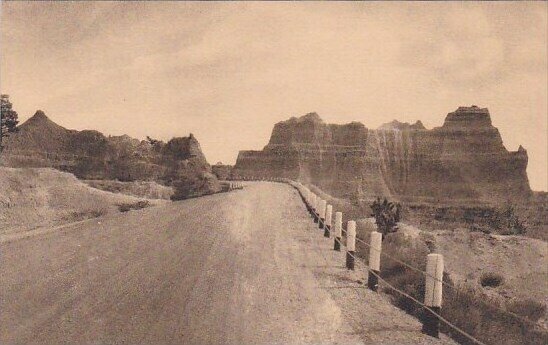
[
  {"left": 425, "top": 228, "right": 547, "bottom": 302},
  {"left": 0, "top": 168, "right": 165, "bottom": 236},
  {"left": 84, "top": 179, "right": 174, "bottom": 200}
]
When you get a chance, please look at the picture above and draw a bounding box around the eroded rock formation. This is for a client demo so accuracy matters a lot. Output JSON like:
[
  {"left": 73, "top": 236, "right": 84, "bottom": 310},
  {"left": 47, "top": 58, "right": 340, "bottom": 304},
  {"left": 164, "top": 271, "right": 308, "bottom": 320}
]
[
  {"left": 1, "top": 111, "right": 221, "bottom": 198},
  {"left": 233, "top": 106, "right": 531, "bottom": 204}
]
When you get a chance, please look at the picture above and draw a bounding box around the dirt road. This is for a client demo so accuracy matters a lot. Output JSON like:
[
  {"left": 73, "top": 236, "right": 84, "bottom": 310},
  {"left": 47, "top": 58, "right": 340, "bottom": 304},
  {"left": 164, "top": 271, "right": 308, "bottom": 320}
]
[{"left": 1, "top": 182, "right": 454, "bottom": 344}]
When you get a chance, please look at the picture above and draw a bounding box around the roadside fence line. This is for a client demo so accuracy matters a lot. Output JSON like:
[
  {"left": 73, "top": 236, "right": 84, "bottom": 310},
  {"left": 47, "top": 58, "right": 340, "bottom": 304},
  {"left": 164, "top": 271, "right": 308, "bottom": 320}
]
[
  {"left": 231, "top": 177, "right": 540, "bottom": 329},
  {"left": 285, "top": 179, "right": 492, "bottom": 345}
]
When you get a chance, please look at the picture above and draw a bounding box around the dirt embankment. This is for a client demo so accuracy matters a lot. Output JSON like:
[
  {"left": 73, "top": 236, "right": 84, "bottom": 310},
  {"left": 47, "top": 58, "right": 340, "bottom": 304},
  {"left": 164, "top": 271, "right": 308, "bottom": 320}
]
[
  {"left": 425, "top": 228, "right": 547, "bottom": 302},
  {"left": 0, "top": 168, "right": 164, "bottom": 236}
]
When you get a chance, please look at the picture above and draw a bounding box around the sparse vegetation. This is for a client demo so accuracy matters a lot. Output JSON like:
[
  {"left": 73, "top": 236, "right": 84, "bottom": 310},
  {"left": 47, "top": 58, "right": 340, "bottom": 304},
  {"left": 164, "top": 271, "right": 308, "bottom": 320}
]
[
  {"left": 0, "top": 168, "right": 160, "bottom": 235},
  {"left": 374, "top": 234, "right": 546, "bottom": 345},
  {"left": 404, "top": 202, "right": 536, "bottom": 238},
  {"left": 507, "top": 299, "right": 546, "bottom": 322},
  {"left": 63, "top": 209, "right": 107, "bottom": 222},
  {"left": 308, "top": 185, "right": 548, "bottom": 345},
  {"left": 442, "top": 284, "right": 547, "bottom": 345},
  {"left": 171, "top": 172, "right": 220, "bottom": 200},
  {"left": 480, "top": 272, "right": 505, "bottom": 288},
  {"left": 490, "top": 205, "right": 527, "bottom": 235},
  {"left": 307, "top": 185, "right": 547, "bottom": 344},
  {"left": 117, "top": 200, "right": 150, "bottom": 212}
]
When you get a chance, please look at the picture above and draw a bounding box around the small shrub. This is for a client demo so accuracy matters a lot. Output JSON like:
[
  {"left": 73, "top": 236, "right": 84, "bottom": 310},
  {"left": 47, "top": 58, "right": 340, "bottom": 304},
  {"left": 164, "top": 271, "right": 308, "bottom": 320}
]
[
  {"left": 370, "top": 197, "right": 402, "bottom": 238},
  {"left": 118, "top": 200, "right": 150, "bottom": 212},
  {"left": 64, "top": 209, "right": 106, "bottom": 221},
  {"left": 487, "top": 205, "right": 527, "bottom": 235},
  {"left": 480, "top": 272, "right": 505, "bottom": 287},
  {"left": 89, "top": 209, "right": 106, "bottom": 218},
  {"left": 507, "top": 299, "right": 546, "bottom": 322}
]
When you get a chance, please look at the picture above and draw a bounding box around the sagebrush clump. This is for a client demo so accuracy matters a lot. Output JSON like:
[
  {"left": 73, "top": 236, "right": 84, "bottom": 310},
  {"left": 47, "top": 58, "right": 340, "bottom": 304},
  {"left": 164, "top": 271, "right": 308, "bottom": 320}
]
[
  {"left": 485, "top": 205, "right": 527, "bottom": 235},
  {"left": 118, "top": 200, "right": 150, "bottom": 212},
  {"left": 370, "top": 197, "right": 402, "bottom": 239},
  {"left": 480, "top": 272, "right": 505, "bottom": 288}
]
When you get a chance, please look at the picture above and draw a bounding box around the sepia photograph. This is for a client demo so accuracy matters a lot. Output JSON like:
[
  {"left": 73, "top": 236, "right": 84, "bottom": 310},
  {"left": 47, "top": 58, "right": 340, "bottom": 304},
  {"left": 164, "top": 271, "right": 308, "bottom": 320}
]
[{"left": 1, "top": 2, "right": 547, "bottom": 345}]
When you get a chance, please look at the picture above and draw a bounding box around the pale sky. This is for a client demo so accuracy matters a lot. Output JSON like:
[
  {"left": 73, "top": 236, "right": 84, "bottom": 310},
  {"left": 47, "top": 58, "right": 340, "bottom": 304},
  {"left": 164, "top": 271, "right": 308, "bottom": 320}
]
[{"left": 1, "top": 2, "right": 547, "bottom": 191}]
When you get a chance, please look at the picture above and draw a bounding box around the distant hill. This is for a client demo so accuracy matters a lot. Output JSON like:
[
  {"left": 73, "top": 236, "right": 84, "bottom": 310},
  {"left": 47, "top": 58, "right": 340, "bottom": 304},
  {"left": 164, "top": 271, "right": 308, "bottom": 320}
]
[
  {"left": 1, "top": 110, "right": 220, "bottom": 198},
  {"left": 378, "top": 119, "right": 426, "bottom": 131}
]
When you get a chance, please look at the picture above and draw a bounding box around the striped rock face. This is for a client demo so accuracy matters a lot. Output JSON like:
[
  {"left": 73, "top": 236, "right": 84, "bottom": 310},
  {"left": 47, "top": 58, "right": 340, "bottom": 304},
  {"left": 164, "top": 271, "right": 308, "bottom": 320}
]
[{"left": 232, "top": 108, "right": 531, "bottom": 205}]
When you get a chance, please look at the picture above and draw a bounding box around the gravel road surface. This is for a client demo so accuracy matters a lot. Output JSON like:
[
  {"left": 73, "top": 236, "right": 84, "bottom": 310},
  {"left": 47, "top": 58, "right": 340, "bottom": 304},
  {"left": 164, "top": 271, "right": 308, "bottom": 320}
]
[{"left": 1, "top": 182, "right": 455, "bottom": 345}]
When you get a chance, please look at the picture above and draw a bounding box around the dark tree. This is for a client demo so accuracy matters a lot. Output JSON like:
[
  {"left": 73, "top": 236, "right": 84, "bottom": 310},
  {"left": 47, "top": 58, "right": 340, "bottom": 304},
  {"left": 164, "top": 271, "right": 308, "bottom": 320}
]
[
  {"left": 370, "top": 197, "right": 402, "bottom": 239},
  {"left": 146, "top": 136, "right": 160, "bottom": 145},
  {"left": 1, "top": 94, "right": 19, "bottom": 151}
]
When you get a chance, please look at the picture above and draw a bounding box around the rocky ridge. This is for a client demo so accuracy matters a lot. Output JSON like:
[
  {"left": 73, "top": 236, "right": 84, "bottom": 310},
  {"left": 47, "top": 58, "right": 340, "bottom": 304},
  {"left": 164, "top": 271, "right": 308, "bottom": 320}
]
[
  {"left": 1, "top": 110, "right": 221, "bottom": 199},
  {"left": 233, "top": 106, "right": 531, "bottom": 204}
]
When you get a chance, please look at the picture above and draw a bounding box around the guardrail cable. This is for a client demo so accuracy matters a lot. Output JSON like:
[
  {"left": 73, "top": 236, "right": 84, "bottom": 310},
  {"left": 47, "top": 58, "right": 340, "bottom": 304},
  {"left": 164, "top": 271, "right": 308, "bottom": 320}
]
[
  {"left": 365, "top": 269, "right": 488, "bottom": 345},
  {"left": 309, "top": 221, "right": 488, "bottom": 345}
]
